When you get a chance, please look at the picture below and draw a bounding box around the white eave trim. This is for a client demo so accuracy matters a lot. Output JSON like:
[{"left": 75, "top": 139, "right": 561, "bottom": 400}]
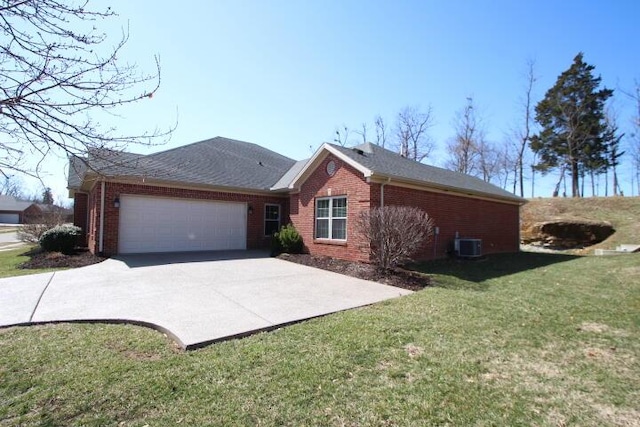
[{"left": 287, "top": 143, "right": 373, "bottom": 189}]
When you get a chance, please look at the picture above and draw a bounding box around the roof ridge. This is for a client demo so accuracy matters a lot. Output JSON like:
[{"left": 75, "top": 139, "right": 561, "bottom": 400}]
[{"left": 145, "top": 136, "right": 295, "bottom": 165}]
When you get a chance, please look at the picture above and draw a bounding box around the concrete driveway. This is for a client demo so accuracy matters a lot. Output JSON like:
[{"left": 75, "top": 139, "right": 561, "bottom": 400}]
[
  {"left": 0, "top": 230, "right": 26, "bottom": 251},
  {"left": 0, "top": 251, "right": 411, "bottom": 349}
]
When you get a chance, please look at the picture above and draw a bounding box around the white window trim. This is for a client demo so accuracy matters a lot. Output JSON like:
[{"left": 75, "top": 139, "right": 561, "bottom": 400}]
[
  {"left": 264, "top": 203, "right": 281, "bottom": 236},
  {"left": 315, "top": 196, "right": 347, "bottom": 241}
]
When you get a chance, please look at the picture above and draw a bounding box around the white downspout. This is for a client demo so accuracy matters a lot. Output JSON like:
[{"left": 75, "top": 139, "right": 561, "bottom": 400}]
[
  {"left": 380, "top": 177, "right": 391, "bottom": 207},
  {"left": 98, "top": 180, "right": 105, "bottom": 253}
]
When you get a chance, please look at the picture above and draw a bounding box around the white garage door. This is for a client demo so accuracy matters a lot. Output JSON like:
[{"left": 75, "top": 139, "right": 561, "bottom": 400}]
[
  {"left": 0, "top": 213, "right": 20, "bottom": 224},
  {"left": 118, "top": 195, "right": 247, "bottom": 254}
]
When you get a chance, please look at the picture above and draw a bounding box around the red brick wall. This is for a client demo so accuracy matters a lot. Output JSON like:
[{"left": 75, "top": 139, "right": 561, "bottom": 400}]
[
  {"left": 290, "top": 157, "right": 520, "bottom": 263},
  {"left": 73, "top": 193, "right": 88, "bottom": 246},
  {"left": 86, "top": 181, "right": 288, "bottom": 255},
  {"left": 22, "top": 204, "right": 41, "bottom": 223},
  {"left": 379, "top": 185, "right": 520, "bottom": 260},
  {"left": 289, "top": 155, "right": 372, "bottom": 262}
]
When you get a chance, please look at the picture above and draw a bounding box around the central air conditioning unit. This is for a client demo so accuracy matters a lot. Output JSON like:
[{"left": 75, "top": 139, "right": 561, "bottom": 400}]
[{"left": 454, "top": 238, "right": 482, "bottom": 258}]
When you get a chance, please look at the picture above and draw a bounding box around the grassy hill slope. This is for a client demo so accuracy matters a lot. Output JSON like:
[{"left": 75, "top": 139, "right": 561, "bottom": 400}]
[{"left": 522, "top": 197, "right": 640, "bottom": 252}]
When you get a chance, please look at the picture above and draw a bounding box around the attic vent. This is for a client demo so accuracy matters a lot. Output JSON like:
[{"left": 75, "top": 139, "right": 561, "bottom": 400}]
[
  {"left": 257, "top": 161, "right": 264, "bottom": 166},
  {"left": 352, "top": 148, "right": 365, "bottom": 155}
]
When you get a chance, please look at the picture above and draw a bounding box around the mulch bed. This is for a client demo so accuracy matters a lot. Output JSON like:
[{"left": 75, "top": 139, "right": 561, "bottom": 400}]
[
  {"left": 19, "top": 248, "right": 106, "bottom": 270},
  {"left": 277, "top": 253, "right": 431, "bottom": 291}
]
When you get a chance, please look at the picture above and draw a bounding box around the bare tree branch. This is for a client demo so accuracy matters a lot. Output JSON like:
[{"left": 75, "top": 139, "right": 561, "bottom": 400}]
[
  {"left": 333, "top": 124, "right": 351, "bottom": 147},
  {"left": 0, "top": 0, "right": 174, "bottom": 179},
  {"left": 353, "top": 122, "right": 368, "bottom": 144},
  {"left": 445, "top": 97, "right": 484, "bottom": 176},
  {"left": 394, "top": 105, "right": 434, "bottom": 161},
  {"left": 374, "top": 115, "right": 387, "bottom": 148}
]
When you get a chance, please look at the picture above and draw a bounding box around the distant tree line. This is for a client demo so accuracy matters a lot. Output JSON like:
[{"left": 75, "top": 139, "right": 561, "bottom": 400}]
[{"left": 333, "top": 53, "right": 640, "bottom": 198}]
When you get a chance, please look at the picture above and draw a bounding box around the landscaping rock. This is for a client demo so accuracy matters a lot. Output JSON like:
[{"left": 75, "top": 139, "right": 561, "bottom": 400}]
[{"left": 521, "top": 219, "right": 615, "bottom": 249}]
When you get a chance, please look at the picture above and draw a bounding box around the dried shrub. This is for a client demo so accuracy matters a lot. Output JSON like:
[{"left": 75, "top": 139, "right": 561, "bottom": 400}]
[
  {"left": 355, "top": 206, "right": 434, "bottom": 269},
  {"left": 18, "top": 210, "right": 67, "bottom": 243}
]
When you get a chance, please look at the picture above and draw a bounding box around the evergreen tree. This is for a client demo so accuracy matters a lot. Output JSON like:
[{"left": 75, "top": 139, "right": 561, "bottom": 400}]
[
  {"left": 42, "top": 187, "right": 54, "bottom": 205},
  {"left": 604, "top": 121, "right": 624, "bottom": 196},
  {"left": 530, "top": 53, "right": 613, "bottom": 197}
]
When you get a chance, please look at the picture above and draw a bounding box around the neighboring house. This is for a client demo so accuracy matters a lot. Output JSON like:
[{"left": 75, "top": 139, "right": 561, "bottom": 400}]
[
  {"left": 0, "top": 195, "right": 73, "bottom": 225},
  {"left": 68, "top": 136, "right": 525, "bottom": 261},
  {"left": 25, "top": 204, "right": 74, "bottom": 224},
  {"left": 0, "top": 195, "right": 35, "bottom": 224}
]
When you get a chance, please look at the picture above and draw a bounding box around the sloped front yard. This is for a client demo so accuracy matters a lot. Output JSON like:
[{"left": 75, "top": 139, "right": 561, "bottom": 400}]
[{"left": 1, "top": 253, "right": 638, "bottom": 426}]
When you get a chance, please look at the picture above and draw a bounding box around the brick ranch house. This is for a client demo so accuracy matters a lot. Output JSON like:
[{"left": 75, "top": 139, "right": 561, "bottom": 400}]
[{"left": 68, "top": 136, "right": 525, "bottom": 261}]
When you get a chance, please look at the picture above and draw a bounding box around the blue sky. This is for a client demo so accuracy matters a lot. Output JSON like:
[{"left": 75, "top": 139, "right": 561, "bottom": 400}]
[{"left": 29, "top": 0, "right": 640, "bottom": 202}]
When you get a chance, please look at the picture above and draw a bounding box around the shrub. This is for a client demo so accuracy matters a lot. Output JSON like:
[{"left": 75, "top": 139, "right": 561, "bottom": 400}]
[
  {"left": 39, "top": 224, "right": 82, "bottom": 255},
  {"left": 354, "top": 206, "right": 434, "bottom": 270},
  {"left": 271, "top": 224, "right": 304, "bottom": 255}
]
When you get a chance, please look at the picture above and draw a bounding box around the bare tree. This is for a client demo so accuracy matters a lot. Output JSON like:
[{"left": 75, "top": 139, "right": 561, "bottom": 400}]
[
  {"left": 445, "top": 97, "right": 484, "bottom": 176},
  {"left": 354, "top": 206, "right": 434, "bottom": 270},
  {"left": 333, "top": 124, "right": 351, "bottom": 147},
  {"left": 0, "top": 176, "right": 25, "bottom": 198},
  {"left": 0, "top": 0, "right": 172, "bottom": 179},
  {"left": 602, "top": 109, "right": 625, "bottom": 196},
  {"left": 395, "top": 105, "right": 435, "bottom": 161},
  {"left": 495, "top": 144, "right": 516, "bottom": 190},
  {"left": 477, "top": 139, "right": 501, "bottom": 183},
  {"left": 511, "top": 60, "right": 537, "bottom": 197},
  {"left": 374, "top": 115, "right": 388, "bottom": 148},
  {"left": 626, "top": 82, "right": 640, "bottom": 196},
  {"left": 354, "top": 123, "right": 368, "bottom": 144}
]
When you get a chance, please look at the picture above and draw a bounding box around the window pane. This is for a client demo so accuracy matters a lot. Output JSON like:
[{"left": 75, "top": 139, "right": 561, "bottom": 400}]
[
  {"left": 316, "top": 199, "right": 329, "bottom": 218},
  {"left": 332, "top": 197, "right": 347, "bottom": 218},
  {"left": 332, "top": 218, "right": 346, "bottom": 239},
  {"left": 265, "top": 220, "right": 280, "bottom": 236},
  {"left": 265, "top": 205, "right": 280, "bottom": 220},
  {"left": 316, "top": 218, "right": 329, "bottom": 239}
]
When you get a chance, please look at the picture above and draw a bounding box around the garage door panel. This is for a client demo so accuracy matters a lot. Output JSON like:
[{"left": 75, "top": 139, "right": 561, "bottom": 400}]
[
  {"left": 0, "top": 213, "right": 20, "bottom": 224},
  {"left": 118, "top": 196, "right": 247, "bottom": 254}
]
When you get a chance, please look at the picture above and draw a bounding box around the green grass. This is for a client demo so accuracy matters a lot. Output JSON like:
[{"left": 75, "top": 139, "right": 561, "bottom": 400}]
[
  {"left": 1, "top": 253, "right": 638, "bottom": 426},
  {"left": 0, "top": 247, "right": 57, "bottom": 278}
]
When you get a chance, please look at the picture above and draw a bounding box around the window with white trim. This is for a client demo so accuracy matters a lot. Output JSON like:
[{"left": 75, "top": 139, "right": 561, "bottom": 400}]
[
  {"left": 264, "top": 204, "right": 281, "bottom": 236},
  {"left": 315, "top": 196, "right": 347, "bottom": 240}
]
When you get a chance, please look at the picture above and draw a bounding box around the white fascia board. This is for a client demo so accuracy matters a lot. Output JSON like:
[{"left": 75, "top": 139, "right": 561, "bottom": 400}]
[
  {"left": 288, "top": 143, "right": 373, "bottom": 189},
  {"left": 324, "top": 144, "right": 373, "bottom": 176}
]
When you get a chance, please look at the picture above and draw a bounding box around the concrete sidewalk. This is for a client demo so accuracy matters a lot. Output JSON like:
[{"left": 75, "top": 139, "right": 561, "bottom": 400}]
[{"left": 0, "top": 251, "right": 412, "bottom": 349}]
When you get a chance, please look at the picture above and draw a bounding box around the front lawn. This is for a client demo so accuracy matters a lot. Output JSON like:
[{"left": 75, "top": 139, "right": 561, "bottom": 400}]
[
  {"left": 0, "top": 247, "right": 105, "bottom": 278},
  {"left": 0, "top": 247, "right": 53, "bottom": 278},
  {"left": 1, "top": 253, "right": 638, "bottom": 426}
]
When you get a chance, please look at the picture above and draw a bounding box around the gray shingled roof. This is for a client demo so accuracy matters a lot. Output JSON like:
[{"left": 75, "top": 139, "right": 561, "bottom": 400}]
[
  {"left": 68, "top": 137, "right": 523, "bottom": 203},
  {"left": 69, "top": 137, "right": 296, "bottom": 192},
  {"left": 0, "top": 195, "right": 33, "bottom": 212},
  {"left": 330, "top": 142, "right": 524, "bottom": 202},
  {"left": 271, "top": 159, "right": 308, "bottom": 191}
]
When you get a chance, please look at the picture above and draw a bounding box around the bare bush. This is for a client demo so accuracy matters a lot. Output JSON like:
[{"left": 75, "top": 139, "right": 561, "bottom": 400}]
[
  {"left": 18, "top": 211, "right": 67, "bottom": 243},
  {"left": 355, "top": 206, "right": 435, "bottom": 269}
]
